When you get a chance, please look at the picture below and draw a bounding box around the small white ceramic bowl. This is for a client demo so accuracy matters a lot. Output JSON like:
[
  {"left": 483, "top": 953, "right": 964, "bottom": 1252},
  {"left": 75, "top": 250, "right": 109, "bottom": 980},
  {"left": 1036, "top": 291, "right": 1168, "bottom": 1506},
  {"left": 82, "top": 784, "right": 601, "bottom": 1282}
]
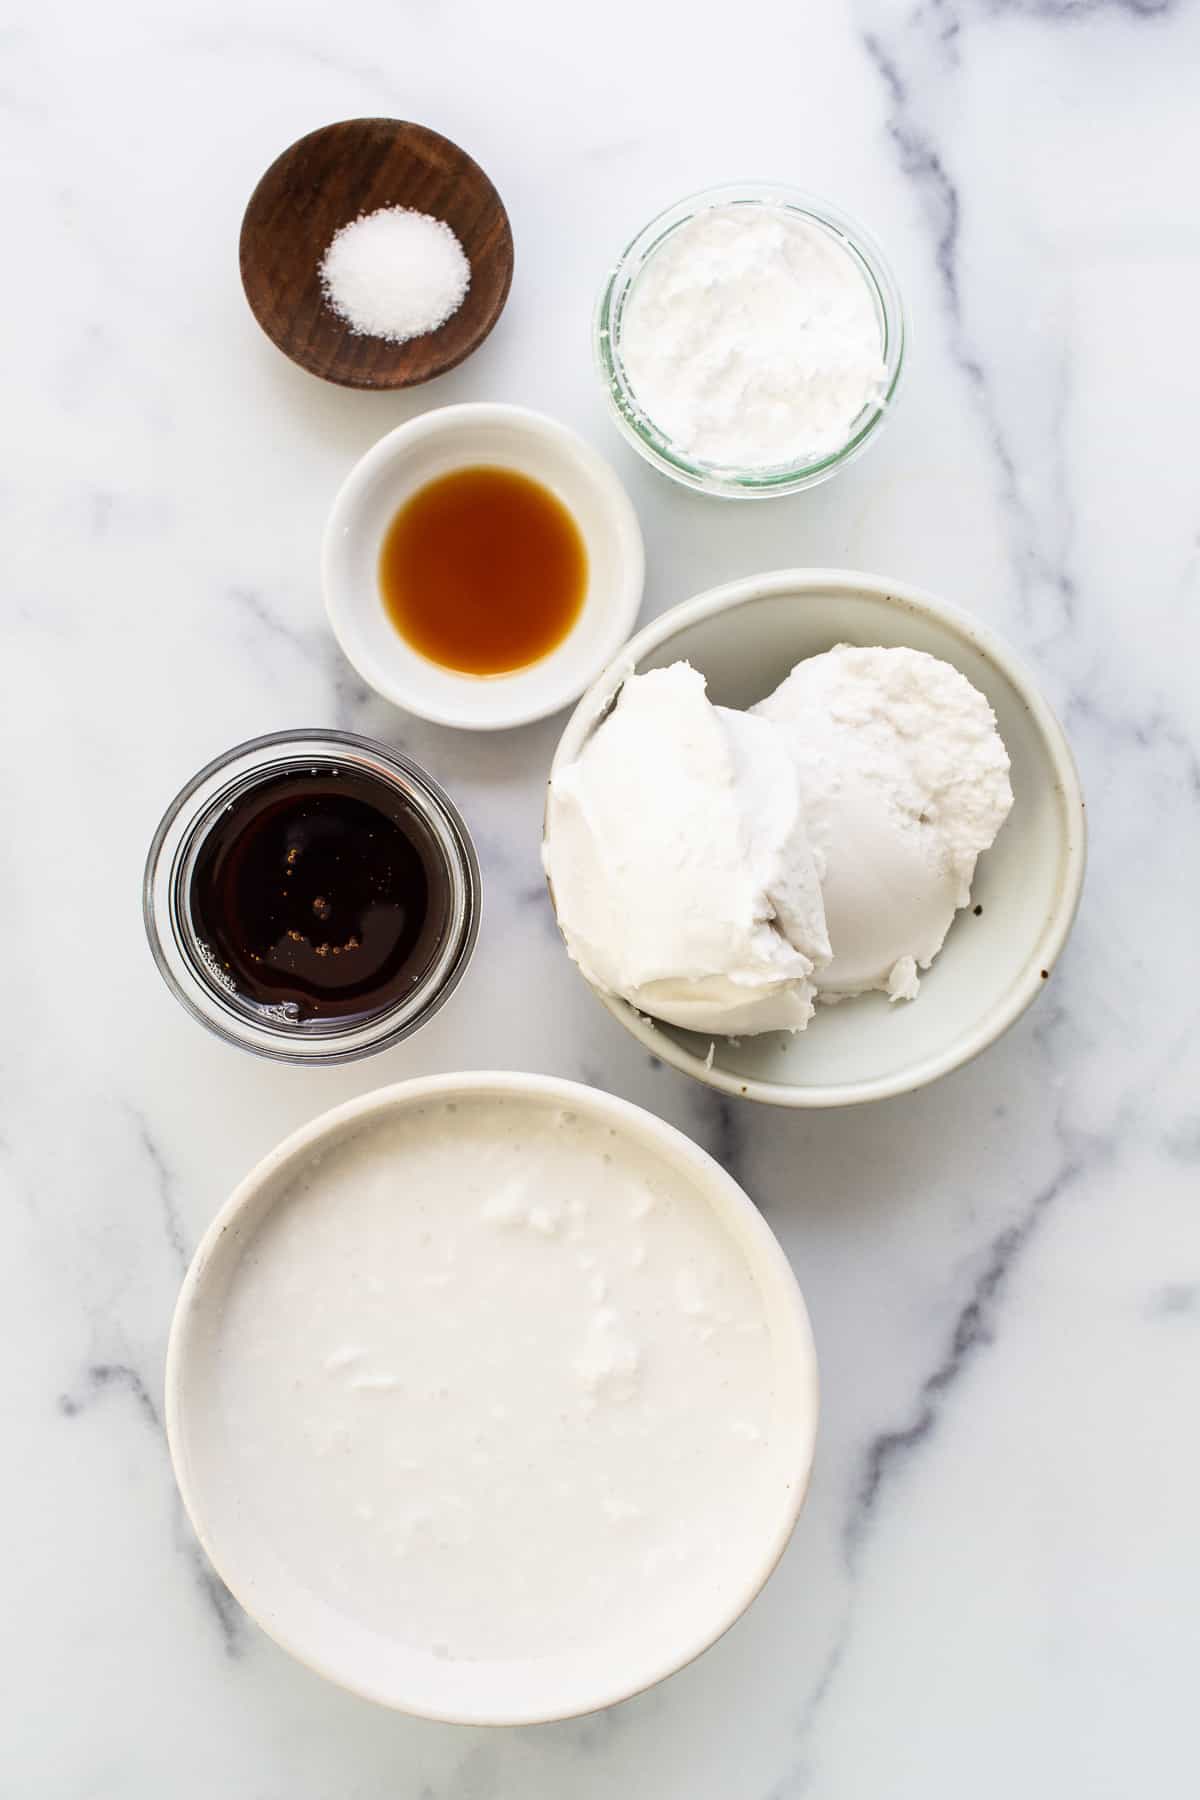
[
  {"left": 165, "top": 1072, "right": 819, "bottom": 1724},
  {"left": 323, "top": 404, "right": 645, "bottom": 730},
  {"left": 547, "top": 570, "right": 1087, "bottom": 1108}
]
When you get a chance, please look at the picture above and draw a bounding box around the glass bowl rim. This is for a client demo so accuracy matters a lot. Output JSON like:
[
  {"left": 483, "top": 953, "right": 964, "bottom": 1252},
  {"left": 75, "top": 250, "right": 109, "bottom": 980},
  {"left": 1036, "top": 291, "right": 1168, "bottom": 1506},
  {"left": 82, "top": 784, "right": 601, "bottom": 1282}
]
[
  {"left": 594, "top": 181, "right": 907, "bottom": 499},
  {"left": 143, "top": 728, "right": 481, "bottom": 1064}
]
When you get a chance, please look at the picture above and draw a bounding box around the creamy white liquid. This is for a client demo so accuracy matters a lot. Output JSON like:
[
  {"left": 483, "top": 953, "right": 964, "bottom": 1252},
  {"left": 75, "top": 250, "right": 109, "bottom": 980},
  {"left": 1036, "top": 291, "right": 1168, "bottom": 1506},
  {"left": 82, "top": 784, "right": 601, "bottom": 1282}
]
[{"left": 206, "top": 1095, "right": 792, "bottom": 1669}]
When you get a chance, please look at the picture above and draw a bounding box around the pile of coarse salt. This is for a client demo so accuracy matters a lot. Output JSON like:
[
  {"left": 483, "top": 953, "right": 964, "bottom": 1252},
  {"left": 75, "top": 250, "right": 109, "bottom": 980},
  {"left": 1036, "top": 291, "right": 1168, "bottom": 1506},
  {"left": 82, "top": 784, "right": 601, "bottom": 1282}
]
[{"left": 319, "top": 206, "right": 471, "bottom": 345}]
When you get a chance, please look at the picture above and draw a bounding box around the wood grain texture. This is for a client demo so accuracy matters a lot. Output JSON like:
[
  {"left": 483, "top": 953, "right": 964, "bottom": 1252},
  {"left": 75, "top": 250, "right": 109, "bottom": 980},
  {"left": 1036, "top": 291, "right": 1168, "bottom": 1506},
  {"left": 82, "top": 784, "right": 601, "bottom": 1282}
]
[{"left": 239, "top": 118, "right": 514, "bottom": 390}]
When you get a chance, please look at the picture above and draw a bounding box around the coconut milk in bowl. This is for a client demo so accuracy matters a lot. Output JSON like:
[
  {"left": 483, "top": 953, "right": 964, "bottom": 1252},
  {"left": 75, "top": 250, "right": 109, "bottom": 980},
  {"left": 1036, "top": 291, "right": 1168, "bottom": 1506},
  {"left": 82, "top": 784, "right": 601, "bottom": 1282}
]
[{"left": 166, "top": 1073, "right": 818, "bottom": 1723}]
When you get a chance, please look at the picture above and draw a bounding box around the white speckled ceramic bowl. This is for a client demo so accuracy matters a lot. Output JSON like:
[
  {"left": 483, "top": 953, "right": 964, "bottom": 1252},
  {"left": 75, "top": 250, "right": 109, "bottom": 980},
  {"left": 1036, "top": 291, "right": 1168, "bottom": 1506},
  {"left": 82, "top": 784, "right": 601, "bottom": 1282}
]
[
  {"left": 546, "top": 570, "right": 1087, "bottom": 1108},
  {"left": 165, "top": 1072, "right": 819, "bottom": 1723}
]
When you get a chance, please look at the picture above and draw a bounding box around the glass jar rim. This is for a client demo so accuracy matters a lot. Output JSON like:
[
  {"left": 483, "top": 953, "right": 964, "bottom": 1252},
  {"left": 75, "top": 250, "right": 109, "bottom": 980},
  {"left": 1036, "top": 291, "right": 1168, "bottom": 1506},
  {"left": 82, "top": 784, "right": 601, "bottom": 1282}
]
[
  {"left": 143, "top": 729, "right": 481, "bottom": 1064},
  {"left": 595, "top": 182, "right": 906, "bottom": 499}
]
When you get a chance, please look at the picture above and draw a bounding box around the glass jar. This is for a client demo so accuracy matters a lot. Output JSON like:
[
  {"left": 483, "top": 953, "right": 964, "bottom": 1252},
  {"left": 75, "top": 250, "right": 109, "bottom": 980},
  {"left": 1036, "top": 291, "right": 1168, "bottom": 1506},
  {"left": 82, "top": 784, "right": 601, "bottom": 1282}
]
[
  {"left": 144, "top": 730, "right": 480, "bottom": 1063},
  {"left": 595, "top": 183, "right": 906, "bottom": 499}
]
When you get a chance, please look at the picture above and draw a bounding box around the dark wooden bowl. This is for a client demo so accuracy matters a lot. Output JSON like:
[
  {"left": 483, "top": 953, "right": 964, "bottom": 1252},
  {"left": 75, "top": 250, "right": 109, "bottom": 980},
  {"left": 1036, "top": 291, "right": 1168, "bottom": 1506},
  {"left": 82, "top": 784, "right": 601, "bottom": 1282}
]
[{"left": 239, "top": 118, "right": 514, "bottom": 390}]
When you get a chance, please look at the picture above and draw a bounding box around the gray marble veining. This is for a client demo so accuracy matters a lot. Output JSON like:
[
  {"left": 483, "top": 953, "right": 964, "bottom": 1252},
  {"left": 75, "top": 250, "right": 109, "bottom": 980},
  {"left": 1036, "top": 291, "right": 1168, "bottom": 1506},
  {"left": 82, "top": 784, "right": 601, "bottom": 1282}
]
[{"left": 3, "top": 1, "right": 1198, "bottom": 1794}]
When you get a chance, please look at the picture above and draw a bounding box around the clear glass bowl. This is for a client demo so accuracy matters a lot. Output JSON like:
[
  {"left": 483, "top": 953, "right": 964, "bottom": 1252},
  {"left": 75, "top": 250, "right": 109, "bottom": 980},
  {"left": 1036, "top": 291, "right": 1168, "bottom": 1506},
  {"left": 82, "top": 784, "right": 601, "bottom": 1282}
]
[
  {"left": 144, "top": 730, "right": 481, "bottom": 1063},
  {"left": 594, "top": 183, "right": 906, "bottom": 500}
]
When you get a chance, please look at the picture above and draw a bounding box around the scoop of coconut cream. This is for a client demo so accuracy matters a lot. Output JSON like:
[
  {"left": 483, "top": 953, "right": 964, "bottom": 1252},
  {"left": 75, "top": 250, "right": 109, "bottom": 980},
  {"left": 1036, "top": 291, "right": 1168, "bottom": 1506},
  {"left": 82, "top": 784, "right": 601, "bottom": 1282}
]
[
  {"left": 754, "top": 644, "right": 1013, "bottom": 1000},
  {"left": 544, "top": 663, "right": 830, "bottom": 1034}
]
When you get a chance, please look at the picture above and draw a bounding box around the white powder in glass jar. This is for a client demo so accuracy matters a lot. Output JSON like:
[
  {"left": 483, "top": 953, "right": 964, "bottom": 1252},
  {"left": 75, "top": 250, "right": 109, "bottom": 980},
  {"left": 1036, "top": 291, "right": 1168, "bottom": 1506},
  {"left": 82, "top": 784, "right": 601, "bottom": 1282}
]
[
  {"left": 319, "top": 206, "right": 470, "bottom": 344},
  {"left": 618, "top": 204, "right": 887, "bottom": 470}
]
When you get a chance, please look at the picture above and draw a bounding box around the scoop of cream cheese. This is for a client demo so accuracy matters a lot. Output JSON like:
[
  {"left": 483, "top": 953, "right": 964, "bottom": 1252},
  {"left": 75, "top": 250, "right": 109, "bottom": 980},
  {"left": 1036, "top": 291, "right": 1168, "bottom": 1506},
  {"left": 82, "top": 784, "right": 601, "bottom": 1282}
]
[
  {"left": 753, "top": 645, "right": 1013, "bottom": 1000},
  {"left": 544, "top": 663, "right": 830, "bottom": 1034}
]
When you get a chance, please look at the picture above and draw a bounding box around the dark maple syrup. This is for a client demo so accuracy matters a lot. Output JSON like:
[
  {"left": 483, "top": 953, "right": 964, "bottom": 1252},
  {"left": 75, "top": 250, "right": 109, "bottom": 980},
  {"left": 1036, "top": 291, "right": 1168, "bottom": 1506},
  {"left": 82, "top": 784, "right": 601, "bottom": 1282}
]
[
  {"left": 378, "top": 464, "right": 587, "bottom": 675},
  {"left": 189, "top": 767, "right": 449, "bottom": 1021}
]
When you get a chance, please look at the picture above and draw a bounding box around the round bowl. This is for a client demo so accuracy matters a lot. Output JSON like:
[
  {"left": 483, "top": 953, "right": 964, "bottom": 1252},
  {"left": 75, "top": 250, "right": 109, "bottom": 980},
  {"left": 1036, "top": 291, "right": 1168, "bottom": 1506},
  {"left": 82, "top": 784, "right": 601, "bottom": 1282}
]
[
  {"left": 323, "top": 404, "right": 645, "bottom": 730},
  {"left": 165, "top": 1072, "right": 819, "bottom": 1723},
  {"left": 595, "top": 184, "right": 905, "bottom": 499},
  {"left": 240, "top": 118, "right": 513, "bottom": 390},
  {"left": 546, "top": 570, "right": 1087, "bottom": 1107},
  {"left": 144, "top": 730, "right": 480, "bottom": 1063}
]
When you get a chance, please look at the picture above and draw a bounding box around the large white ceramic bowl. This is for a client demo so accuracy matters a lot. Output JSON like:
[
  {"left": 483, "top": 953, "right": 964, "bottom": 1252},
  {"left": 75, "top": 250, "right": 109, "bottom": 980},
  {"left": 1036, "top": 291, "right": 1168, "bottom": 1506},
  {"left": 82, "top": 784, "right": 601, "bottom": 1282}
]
[
  {"left": 165, "top": 1072, "right": 819, "bottom": 1724},
  {"left": 323, "top": 404, "right": 645, "bottom": 730},
  {"left": 547, "top": 570, "right": 1087, "bottom": 1108}
]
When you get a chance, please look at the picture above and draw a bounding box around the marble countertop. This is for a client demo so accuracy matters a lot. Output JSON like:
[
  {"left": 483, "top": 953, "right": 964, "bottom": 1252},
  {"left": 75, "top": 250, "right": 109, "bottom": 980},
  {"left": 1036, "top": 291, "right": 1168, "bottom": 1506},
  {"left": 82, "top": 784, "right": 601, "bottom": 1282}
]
[{"left": 6, "top": 1, "right": 1198, "bottom": 1793}]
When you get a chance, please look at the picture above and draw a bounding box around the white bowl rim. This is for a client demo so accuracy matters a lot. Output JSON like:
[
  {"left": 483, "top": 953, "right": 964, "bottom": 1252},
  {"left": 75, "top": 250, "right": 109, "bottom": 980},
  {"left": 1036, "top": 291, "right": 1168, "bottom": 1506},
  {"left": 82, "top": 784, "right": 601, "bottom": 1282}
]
[
  {"left": 322, "top": 403, "right": 646, "bottom": 731},
  {"left": 165, "top": 1069, "right": 820, "bottom": 1723},
  {"left": 547, "top": 568, "right": 1088, "bottom": 1109}
]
